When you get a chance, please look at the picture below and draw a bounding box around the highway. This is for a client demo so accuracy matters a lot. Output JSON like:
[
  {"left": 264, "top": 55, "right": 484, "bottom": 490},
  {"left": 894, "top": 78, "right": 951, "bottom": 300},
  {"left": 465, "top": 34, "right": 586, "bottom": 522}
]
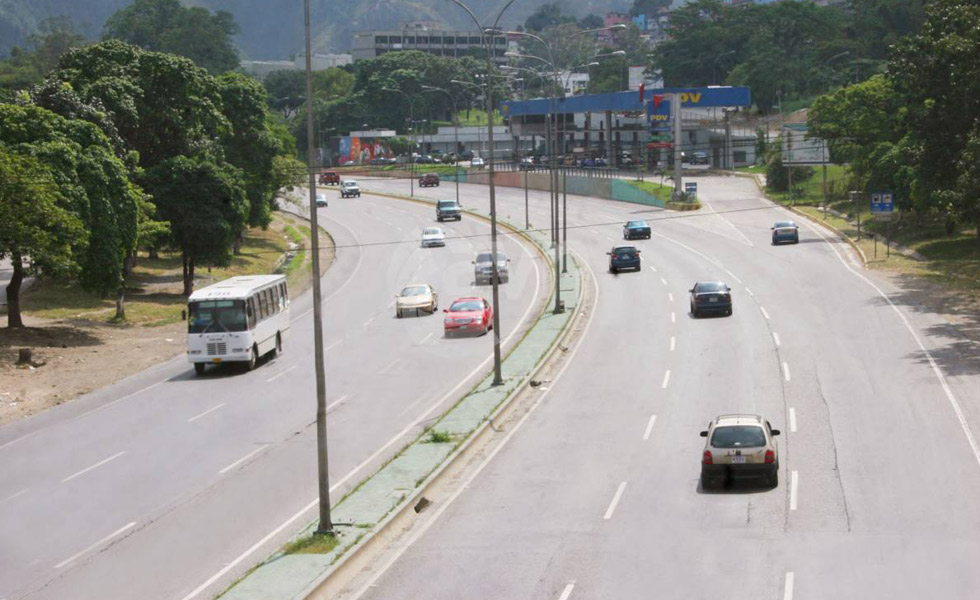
[
  {"left": 343, "top": 174, "right": 980, "bottom": 600},
  {"left": 0, "top": 192, "right": 550, "bottom": 600}
]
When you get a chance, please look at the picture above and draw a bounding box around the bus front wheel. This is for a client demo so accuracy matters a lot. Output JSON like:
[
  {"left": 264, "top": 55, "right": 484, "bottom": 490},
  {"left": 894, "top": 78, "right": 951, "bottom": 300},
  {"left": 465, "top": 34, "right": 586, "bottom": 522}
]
[
  {"left": 246, "top": 345, "right": 258, "bottom": 371},
  {"left": 273, "top": 333, "right": 282, "bottom": 357}
]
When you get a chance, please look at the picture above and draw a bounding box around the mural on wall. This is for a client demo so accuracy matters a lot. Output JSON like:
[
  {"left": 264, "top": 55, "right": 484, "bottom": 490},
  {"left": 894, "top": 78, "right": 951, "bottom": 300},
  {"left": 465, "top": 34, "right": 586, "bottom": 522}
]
[{"left": 337, "top": 137, "right": 394, "bottom": 165}]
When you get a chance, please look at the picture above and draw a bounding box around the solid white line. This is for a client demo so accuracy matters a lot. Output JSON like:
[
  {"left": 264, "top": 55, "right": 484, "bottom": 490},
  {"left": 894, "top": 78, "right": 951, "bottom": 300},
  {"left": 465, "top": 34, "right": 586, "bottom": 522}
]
[
  {"left": 188, "top": 403, "right": 226, "bottom": 423},
  {"left": 418, "top": 332, "right": 433, "bottom": 345},
  {"left": 745, "top": 287, "right": 755, "bottom": 297},
  {"left": 789, "top": 407, "right": 797, "bottom": 433},
  {"left": 1, "top": 488, "right": 30, "bottom": 504},
  {"left": 61, "top": 451, "right": 126, "bottom": 483},
  {"left": 54, "top": 522, "right": 136, "bottom": 569},
  {"left": 327, "top": 395, "right": 349, "bottom": 412},
  {"left": 662, "top": 370, "right": 671, "bottom": 389},
  {"left": 669, "top": 336, "right": 676, "bottom": 352},
  {"left": 660, "top": 277, "right": 668, "bottom": 286},
  {"left": 773, "top": 332, "right": 781, "bottom": 347},
  {"left": 784, "top": 572, "right": 795, "bottom": 600},
  {"left": 558, "top": 583, "right": 576, "bottom": 600},
  {"left": 603, "top": 482, "right": 628, "bottom": 520},
  {"left": 380, "top": 358, "right": 401, "bottom": 374},
  {"left": 668, "top": 292, "right": 674, "bottom": 302},
  {"left": 790, "top": 471, "right": 799, "bottom": 510},
  {"left": 386, "top": 300, "right": 395, "bottom": 308},
  {"left": 782, "top": 362, "right": 791, "bottom": 382},
  {"left": 671, "top": 311, "right": 676, "bottom": 324},
  {"left": 760, "top": 306, "right": 771, "bottom": 320},
  {"left": 218, "top": 445, "right": 269, "bottom": 474},
  {"left": 265, "top": 365, "right": 297, "bottom": 383},
  {"left": 642, "top": 415, "right": 657, "bottom": 441}
]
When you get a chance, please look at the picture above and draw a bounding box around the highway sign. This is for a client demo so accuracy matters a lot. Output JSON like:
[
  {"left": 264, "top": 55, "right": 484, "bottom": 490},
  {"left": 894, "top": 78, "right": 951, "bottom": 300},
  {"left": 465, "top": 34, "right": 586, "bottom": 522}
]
[
  {"left": 870, "top": 191, "right": 894, "bottom": 219},
  {"left": 781, "top": 124, "right": 828, "bottom": 166},
  {"left": 648, "top": 133, "right": 672, "bottom": 141},
  {"left": 685, "top": 181, "right": 698, "bottom": 196}
]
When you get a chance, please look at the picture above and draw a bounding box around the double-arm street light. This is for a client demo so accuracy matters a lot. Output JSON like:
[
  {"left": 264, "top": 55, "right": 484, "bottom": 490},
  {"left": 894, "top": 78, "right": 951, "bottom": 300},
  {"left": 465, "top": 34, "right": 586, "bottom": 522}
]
[
  {"left": 421, "top": 85, "right": 462, "bottom": 207},
  {"left": 381, "top": 86, "right": 419, "bottom": 197}
]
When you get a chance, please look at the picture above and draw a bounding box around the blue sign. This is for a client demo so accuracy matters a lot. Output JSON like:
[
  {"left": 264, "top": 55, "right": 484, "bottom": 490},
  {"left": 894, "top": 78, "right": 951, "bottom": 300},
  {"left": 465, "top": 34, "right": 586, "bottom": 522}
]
[
  {"left": 870, "top": 191, "right": 894, "bottom": 214},
  {"left": 501, "top": 86, "right": 752, "bottom": 117},
  {"left": 685, "top": 182, "right": 698, "bottom": 195}
]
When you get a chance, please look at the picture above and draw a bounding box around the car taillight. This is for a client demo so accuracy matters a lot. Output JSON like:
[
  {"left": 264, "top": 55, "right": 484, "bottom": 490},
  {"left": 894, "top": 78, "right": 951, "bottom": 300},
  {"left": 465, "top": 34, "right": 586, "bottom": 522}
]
[
  {"left": 723, "top": 293, "right": 731, "bottom": 301},
  {"left": 765, "top": 449, "right": 775, "bottom": 464},
  {"left": 702, "top": 450, "right": 713, "bottom": 465}
]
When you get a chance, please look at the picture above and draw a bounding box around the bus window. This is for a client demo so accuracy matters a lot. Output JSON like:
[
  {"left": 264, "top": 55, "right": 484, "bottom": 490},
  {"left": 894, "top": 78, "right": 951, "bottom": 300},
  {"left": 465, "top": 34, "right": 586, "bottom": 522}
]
[
  {"left": 281, "top": 283, "right": 288, "bottom": 304},
  {"left": 188, "top": 300, "right": 248, "bottom": 333},
  {"left": 247, "top": 298, "right": 257, "bottom": 329},
  {"left": 259, "top": 290, "right": 268, "bottom": 320},
  {"left": 272, "top": 286, "right": 280, "bottom": 312}
]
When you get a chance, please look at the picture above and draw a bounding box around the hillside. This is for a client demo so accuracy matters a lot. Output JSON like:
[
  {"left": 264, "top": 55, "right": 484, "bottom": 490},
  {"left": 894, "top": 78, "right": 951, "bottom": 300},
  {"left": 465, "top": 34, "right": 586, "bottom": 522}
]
[{"left": 1, "top": 0, "right": 632, "bottom": 60}]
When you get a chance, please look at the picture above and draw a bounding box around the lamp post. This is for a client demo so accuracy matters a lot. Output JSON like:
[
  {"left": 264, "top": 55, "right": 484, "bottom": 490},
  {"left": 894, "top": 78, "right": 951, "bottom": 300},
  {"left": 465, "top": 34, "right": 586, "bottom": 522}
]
[
  {"left": 381, "top": 86, "right": 418, "bottom": 196},
  {"left": 712, "top": 50, "right": 735, "bottom": 86},
  {"left": 421, "top": 85, "right": 462, "bottom": 207}
]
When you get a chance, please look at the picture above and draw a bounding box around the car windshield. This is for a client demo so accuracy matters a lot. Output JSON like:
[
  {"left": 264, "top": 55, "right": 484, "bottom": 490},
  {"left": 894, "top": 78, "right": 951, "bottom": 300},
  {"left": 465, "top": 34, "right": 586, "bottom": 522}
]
[
  {"left": 400, "top": 286, "right": 429, "bottom": 297},
  {"left": 188, "top": 300, "right": 248, "bottom": 333},
  {"left": 449, "top": 301, "right": 482, "bottom": 312},
  {"left": 774, "top": 221, "right": 796, "bottom": 228},
  {"left": 423, "top": 228, "right": 441, "bottom": 235},
  {"left": 476, "top": 252, "right": 506, "bottom": 263},
  {"left": 613, "top": 246, "right": 637, "bottom": 254},
  {"left": 439, "top": 201, "right": 459, "bottom": 208},
  {"left": 696, "top": 282, "right": 726, "bottom": 292},
  {"left": 711, "top": 425, "right": 767, "bottom": 448},
  {"left": 627, "top": 221, "right": 647, "bottom": 228}
]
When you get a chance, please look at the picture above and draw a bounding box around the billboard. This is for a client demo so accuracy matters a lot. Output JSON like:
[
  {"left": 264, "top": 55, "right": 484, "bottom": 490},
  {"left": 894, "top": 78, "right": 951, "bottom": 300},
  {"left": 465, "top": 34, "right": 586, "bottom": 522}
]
[
  {"left": 781, "top": 124, "right": 828, "bottom": 166},
  {"left": 337, "top": 137, "right": 393, "bottom": 165}
]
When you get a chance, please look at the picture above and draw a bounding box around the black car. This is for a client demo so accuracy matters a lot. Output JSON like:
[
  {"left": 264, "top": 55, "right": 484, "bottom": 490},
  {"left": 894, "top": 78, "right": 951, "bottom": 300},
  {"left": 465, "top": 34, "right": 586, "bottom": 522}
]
[
  {"left": 419, "top": 173, "right": 440, "bottom": 187},
  {"left": 690, "top": 281, "right": 732, "bottom": 317},
  {"left": 623, "top": 220, "right": 651, "bottom": 240},
  {"left": 607, "top": 245, "right": 641, "bottom": 273}
]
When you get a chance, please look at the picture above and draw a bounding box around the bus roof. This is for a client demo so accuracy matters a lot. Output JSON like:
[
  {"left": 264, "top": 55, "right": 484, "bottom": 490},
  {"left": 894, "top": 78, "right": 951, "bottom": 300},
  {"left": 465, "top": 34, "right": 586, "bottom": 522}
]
[{"left": 188, "top": 275, "right": 286, "bottom": 302}]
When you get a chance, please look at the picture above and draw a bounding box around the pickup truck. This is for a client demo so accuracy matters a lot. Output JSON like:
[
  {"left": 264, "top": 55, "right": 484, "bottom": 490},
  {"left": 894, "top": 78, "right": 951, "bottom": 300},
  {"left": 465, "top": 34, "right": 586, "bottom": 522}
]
[
  {"left": 436, "top": 199, "right": 462, "bottom": 222},
  {"left": 319, "top": 172, "right": 340, "bottom": 185},
  {"left": 419, "top": 173, "right": 440, "bottom": 187}
]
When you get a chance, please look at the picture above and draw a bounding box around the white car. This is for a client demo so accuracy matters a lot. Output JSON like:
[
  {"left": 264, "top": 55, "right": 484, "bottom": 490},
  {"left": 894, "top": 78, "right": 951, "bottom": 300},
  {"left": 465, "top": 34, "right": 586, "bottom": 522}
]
[
  {"left": 421, "top": 226, "right": 446, "bottom": 248},
  {"left": 315, "top": 192, "right": 328, "bottom": 207},
  {"left": 395, "top": 284, "right": 438, "bottom": 318},
  {"left": 340, "top": 180, "right": 360, "bottom": 198},
  {"left": 471, "top": 157, "right": 485, "bottom": 168}
]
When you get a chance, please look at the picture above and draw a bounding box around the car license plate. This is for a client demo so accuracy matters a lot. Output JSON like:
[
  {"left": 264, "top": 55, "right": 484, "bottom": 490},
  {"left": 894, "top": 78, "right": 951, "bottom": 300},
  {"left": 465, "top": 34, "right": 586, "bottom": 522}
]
[
  {"left": 212, "top": 358, "right": 222, "bottom": 363},
  {"left": 730, "top": 455, "right": 746, "bottom": 464},
  {"left": 709, "top": 297, "right": 718, "bottom": 302}
]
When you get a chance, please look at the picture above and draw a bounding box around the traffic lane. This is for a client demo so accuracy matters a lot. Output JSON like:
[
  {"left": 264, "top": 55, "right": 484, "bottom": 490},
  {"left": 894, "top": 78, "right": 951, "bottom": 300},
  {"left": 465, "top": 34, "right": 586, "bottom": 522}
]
[{"left": 0, "top": 195, "right": 552, "bottom": 596}]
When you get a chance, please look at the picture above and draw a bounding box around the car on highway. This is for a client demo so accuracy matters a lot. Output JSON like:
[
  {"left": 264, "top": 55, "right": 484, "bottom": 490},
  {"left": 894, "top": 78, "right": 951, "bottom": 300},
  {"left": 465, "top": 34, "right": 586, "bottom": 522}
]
[
  {"left": 700, "top": 414, "right": 780, "bottom": 489},
  {"left": 607, "top": 245, "right": 641, "bottom": 273},
  {"left": 443, "top": 297, "right": 492, "bottom": 336},
  {"left": 623, "top": 220, "right": 651, "bottom": 240},
  {"left": 436, "top": 199, "right": 462, "bottom": 222},
  {"left": 315, "top": 192, "right": 328, "bottom": 207},
  {"left": 421, "top": 226, "right": 446, "bottom": 248},
  {"left": 471, "top": 157, "right": 485, "bottom": 168},
  {"left": 473, "top": 251, "right": 510, "bottom": 285},
  {"left": 395, "top": 284, "right": 438, "bottom": 318},
  {"left": 340, "top": 180, "right": 360, "bottom": 198},
  {"left": 519, "top": 157, "right": 535, "bottom": 170},
  {"left": 689, "top": 281, "right": 732, "bottom": 317},
  {"left": 419, "top": 173, "right": 440, "bottom": 187},
  {"left": 319, "top": 171, "right": 339, "bottom": 185},
  {"left": 771, "top": 220, "right": 800, "bottom": 244}
]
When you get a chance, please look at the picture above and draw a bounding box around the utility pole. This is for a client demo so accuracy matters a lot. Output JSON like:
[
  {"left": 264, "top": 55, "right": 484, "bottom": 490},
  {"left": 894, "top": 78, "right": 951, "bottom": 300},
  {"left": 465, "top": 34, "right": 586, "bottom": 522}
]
[
  {"left": 304, "top": 0, "right": 333, "bottom": 536},
  {"left": 672, "top": 92, "right": 683, "bottom": 200}
]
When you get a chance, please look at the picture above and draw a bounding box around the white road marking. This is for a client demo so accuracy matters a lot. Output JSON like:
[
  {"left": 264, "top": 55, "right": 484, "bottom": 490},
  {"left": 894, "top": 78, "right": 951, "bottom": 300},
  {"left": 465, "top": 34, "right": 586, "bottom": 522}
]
[
  {"left": 643, "top": 415, "right": 657, "bottom": 441},
  {"left": 362, "top": 316, "right": 375, "bottom": 328},
  {"left": 790, "top": 471, "right": 799, "bottom": 510},
  {"left": 782, "top": 362, "right": 791, "bottom": 382},
  {"left": 660, "top": 277, "right": 668, "bottom": 286},
  {"left": 327, "top": 395, "right": 349, "bottom": 412},
  {"left": 265, "top": 365, "right": 297, "bottom": 383},
  {"left": 324, "top": 340, "right": 341, "bottom": 353},
  {"left": 662, "top": 370, "right": 671, "bottom": 389},
  {"left": 745, "top": 287, "right": 755, "bottom": 297},
  {"left": 789, "top": 407, "right": 797, "bottom": 433},
  {"left": 671, "top": 311, "right": 676, "bottom": 324},
  {"left": 760, "top": 306, "right": 771, "bottom": 320},
  {"left": 668, "top": 292, "right": 674, "bottom": 302},
  {"left": 54, "top": 522, "right": 136, "bottom": 569},
  {"left": 418, "top": 332, "right": 433, "bottom": 345},
  {"left": 648, "top": 265, "right": 658, "bottom": 272},
  {"left": 188, "top": 403, "right": 226, "bottom": 423},
  {"left": 603, "top": 482, "right": 628, "bottom": 520},
  {"left": 61, "top": 451, "right": 126, "bottom": 483},
  {"left": 703, "top": 199, "right": 755, "bottom": 248},
  {"left": 773, "top": 332, "right": 781, "bottom": 347},
  {"left": 558, "top": 582, "right": 576, "bottom": 600},
  {"left": 380, "top": 358, "right": 402, "bottom": 374},
  {"left": 386, "top": 300, "right": 395, "bottom": 308},
  {"left": 783, "top": 572, "right": 795, "bottom": 600},
  {"left": 218, "top": 445, "right": 269, "bottom": 474},
  {"left": 1, "top": 488, "right": 30, "bottom": 504}
]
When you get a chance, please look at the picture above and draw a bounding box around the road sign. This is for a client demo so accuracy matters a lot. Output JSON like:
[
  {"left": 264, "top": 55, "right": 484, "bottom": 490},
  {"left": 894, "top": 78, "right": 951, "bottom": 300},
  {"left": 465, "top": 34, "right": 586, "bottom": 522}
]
[
  {"left": 648, "top": 133, "right": 672, "bottom": 141},
  {"left": 870, "top": 191, "right": 894, "bottom": 219},
  {"left": 685, "top": 181, "right": 698, "bottom": 196},
  {"left": 647, "top": 142, "right": 672, "bottom": 149},
  {"left": 781, "top": 124, "right": 829, "bottom": 166}
]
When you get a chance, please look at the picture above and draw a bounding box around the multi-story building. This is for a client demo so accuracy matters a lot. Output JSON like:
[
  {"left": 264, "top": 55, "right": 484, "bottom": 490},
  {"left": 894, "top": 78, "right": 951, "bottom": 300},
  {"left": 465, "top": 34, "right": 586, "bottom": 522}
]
[{"left": 351, "top": 21, "right": 508, "bottom": 64}]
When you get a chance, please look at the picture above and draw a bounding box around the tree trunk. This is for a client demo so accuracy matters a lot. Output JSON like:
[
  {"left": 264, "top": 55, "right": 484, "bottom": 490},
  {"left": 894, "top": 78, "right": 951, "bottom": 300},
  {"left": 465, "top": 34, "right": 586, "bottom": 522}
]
[
  {"left": 233, "top": 231, "right": 244, "bottom": 255},
  {"left": 123, "top": 251, "right": 137, "bottom": 278},
  {"left": 148, "top": 247, "right": 159, "bottom": 259},
  {"left": 182, "top": 255, "right": 195, "bottom": 297},
  {"left": 5, "top": 252, "right": 24, "bottom": 328},
  {"left": 114, "top": 286, "right": 126, "bottom": 320}
]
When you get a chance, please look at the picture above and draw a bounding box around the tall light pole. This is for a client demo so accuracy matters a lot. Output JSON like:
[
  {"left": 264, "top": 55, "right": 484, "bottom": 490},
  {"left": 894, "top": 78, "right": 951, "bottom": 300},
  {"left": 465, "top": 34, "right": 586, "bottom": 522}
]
[
  {"left": 381, "top": 86, "right": 418, "bottom": 197},
  {"left": 421, "top": 85, "right": 462, "bottom": 207},
  {"left": 712, "top": 50, "right": 735, "bottom": 86},
  {"left": 303, "top": 0, "right": 333, "bottom": 537}
]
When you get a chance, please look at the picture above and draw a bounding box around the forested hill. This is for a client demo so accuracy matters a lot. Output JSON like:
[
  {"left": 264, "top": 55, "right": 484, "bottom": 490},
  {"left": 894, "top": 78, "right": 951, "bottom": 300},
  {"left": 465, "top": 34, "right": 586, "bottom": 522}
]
[{"left": 1, "top": 0, "right": 632, "bottom": 60}]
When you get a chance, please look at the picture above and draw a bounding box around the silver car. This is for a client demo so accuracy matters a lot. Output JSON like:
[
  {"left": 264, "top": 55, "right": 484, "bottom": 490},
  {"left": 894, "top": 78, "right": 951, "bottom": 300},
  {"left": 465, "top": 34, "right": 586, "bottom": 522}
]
[
  {"left": 421, "top": 227, "right": 446, "bottom": 248},
  {"left": 473, "top": 251, "right": 509, "bottom": 285}
]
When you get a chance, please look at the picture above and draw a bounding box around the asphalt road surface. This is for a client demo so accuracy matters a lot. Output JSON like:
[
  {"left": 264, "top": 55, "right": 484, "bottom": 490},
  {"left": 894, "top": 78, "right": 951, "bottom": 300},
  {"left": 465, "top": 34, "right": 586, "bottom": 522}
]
[
  {"left": 346, "top": 174, "right": 980, "bottom": 600},
  {"left": 0, "top": 192, "right": 549, "bottom": 600}
]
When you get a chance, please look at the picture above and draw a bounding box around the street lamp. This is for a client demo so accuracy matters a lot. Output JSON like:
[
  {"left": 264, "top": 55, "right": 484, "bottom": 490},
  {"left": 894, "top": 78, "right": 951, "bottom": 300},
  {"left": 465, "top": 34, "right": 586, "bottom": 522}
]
[
  {"left": 381, "top": 86, "right": 418, "bottom": 197},
  {"left": 421, "top": 85, "right": 462, "bottom": 207},
  {"left": 712, "top": 50, "right": 735, "bottom": 86}
]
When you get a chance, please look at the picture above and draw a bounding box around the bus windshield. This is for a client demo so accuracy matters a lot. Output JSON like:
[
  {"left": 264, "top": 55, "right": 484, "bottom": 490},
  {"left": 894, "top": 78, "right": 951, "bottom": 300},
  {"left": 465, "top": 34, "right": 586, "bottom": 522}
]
[{"left": 188, "top": 300, "right": 248, "bottom": 333}]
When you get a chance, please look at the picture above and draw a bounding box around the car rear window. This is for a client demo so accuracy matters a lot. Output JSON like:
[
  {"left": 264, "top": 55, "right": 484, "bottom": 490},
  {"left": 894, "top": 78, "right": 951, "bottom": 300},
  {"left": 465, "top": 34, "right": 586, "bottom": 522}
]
[
  {"left": 613, "top": 246, "right": 637, "bottom": 254},
  {"left": 710, "top": 425, "right": 766, "bottom": 448},
  {"left": 696, "top": 282, "right": 726, "bottom": 292},
  {"left": 401, "top": 286, "right": 428, "bottom": 296},
  {"left": 627, "top": 221, "right": 647, "bottom": 227},
  {"left": 774, "top": 222, "right": 796, "bottom": 228},
  {"left": 423, "top": 228, "right": 441, "bottom": 235}
]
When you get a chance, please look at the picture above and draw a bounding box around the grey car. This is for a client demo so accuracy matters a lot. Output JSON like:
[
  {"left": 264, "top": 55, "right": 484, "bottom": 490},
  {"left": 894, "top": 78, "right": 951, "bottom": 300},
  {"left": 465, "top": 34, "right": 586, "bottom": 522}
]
[{"left": 473, "top": 251, "right": 510, "bottom": 285}]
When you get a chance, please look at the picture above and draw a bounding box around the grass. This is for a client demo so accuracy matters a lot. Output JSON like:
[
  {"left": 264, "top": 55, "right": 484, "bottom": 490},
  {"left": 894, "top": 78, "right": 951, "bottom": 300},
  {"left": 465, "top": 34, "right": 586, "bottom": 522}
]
[
  {"left": 281, "top": 532, "right": 339, "bottom": 555},
  {"left": 424, "top": 429, "right": 453, "bottom": 444},
  {"left": 625, "top": 180, "right": 674, "bottom": 204},
  {"left": 768, "top": 164, "right": 849, "bottom": 206},
  {"left": 737, "top": 164, "right": 766, "bottom": 174}
]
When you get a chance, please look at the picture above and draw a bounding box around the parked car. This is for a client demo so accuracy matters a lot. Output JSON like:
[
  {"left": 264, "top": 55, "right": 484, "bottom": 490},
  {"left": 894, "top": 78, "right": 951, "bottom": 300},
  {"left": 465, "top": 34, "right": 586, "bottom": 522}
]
[
  {"left": 340, "top": 180, "right": 360, "bottom": 198},
  {"left": 607, "top": 245, "right": 641, "bottom": 273},
  {"left": 443, "top": 297, "right": 493, "bottom": 337},
  {"left": 319, "top": 172, "right": 340, "bottom": 185},
  {"left": 519, "top": 157, "right": 535, "bottom": 170},
  {"left": 421, "top": 226, "right": 446, "bottom": 248},
  {"left": 419, "top": 173, "right": 441, "bottom": 187},
  {"left": 771, "top": 221, "right": 800, "bottom": 244},
  {"left": 473, "top": 251, "right": 510, "bottom": 285},
  {"left": 436, "top": 199, "right": 462, "bottom": 222},
  {"left": 315, "top": 192, "right": 328, "bottom": 207},
  {"left": 395, "top": 284, "right": 438, "bottom": 318},
  {"left": 623, "top": 220, "right": 651, "bottom": 240},
  {"left": 689, "top": 151, "right": 709, "bottom": 165},
  {"left": 471, "top": 157, "right": 485, "bottom": 168},
  {"left": 700, "top": 414, "right": 780, "bottom": 490},
  {"left": 689, "top": 281, "right": 732, "bottom": 317}
]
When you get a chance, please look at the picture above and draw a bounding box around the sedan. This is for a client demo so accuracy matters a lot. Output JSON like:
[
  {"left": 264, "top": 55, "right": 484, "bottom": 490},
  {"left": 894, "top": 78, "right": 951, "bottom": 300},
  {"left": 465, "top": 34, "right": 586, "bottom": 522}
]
[
  {"left": 771, "top": 221, "right": 800, "bottom": 244},
  {"left": 396, "top": 284, "right": 438, "bottom": 318},
  {"left": 700, "top": 414, "right": 780, "bottom": 490},
  {"left": 443, "top": 297, "right": 492, "bottom": 337},
  {"left": 690, "top": 281, "right": 732, "bottom": 317},
  {"left": 623, "top": 220, "right": 651, "bottom": 240},
  {"left": 421, "top": 226, "right": 446, "bottom": 248},
  {"left": 315, "top": 192, "right": 328, "bottom": 207},
  {"left": 607, "top": 245, "right": 641, "bottom": 273},
  {"left": 471, "top": 157, "right": 485, "bottom": 168}
]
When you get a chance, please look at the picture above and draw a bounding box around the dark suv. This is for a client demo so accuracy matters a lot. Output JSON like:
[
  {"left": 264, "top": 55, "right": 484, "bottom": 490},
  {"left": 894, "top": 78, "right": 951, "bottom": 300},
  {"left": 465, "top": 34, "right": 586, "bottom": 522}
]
[
  {"left": 436, "top": 199, "right": 462, "bottom": 222},
  {"left": 419, "top": 173, "right": 440, "bottom": 187}
]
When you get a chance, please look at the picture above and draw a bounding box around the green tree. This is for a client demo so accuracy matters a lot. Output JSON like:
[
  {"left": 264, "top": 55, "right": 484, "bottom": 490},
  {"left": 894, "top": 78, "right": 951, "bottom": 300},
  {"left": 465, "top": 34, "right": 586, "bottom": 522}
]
[
  {"left": 579, "top": 14, "right": 604, "bottom": 30},
  {"left": 0, "top": 17, "right": 86, "bottom": 96},
  {"left": 103, "top": 0, "right": 240, "bottom": 74},
  {"left": 630, "top": 0, "right": 673, "bottom": 16},
  {"left": 524, "top": 3, "right": 575, "bottom": 32},
  {"left": 263, "top": 69, "right": 306, "bottom": 118}
]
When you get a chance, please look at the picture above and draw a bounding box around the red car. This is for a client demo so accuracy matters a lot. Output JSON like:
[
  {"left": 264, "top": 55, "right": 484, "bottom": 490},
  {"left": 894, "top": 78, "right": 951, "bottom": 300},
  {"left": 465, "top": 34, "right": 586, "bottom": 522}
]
[
  {"left": 319, "top": 172, "right": 340, "bottom": 185},
  {"left": 419, "top": 173, "right": 440, "bottom": 187},
  {"left": 443, "top": 297, "right": 493, "bottom": 337}
]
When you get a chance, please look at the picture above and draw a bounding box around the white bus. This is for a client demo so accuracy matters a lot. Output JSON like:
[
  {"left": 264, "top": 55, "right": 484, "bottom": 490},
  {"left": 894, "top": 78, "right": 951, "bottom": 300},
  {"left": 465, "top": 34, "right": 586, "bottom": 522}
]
[{"left": 187, "top": 274, "right": 290, "bottom": 375}]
